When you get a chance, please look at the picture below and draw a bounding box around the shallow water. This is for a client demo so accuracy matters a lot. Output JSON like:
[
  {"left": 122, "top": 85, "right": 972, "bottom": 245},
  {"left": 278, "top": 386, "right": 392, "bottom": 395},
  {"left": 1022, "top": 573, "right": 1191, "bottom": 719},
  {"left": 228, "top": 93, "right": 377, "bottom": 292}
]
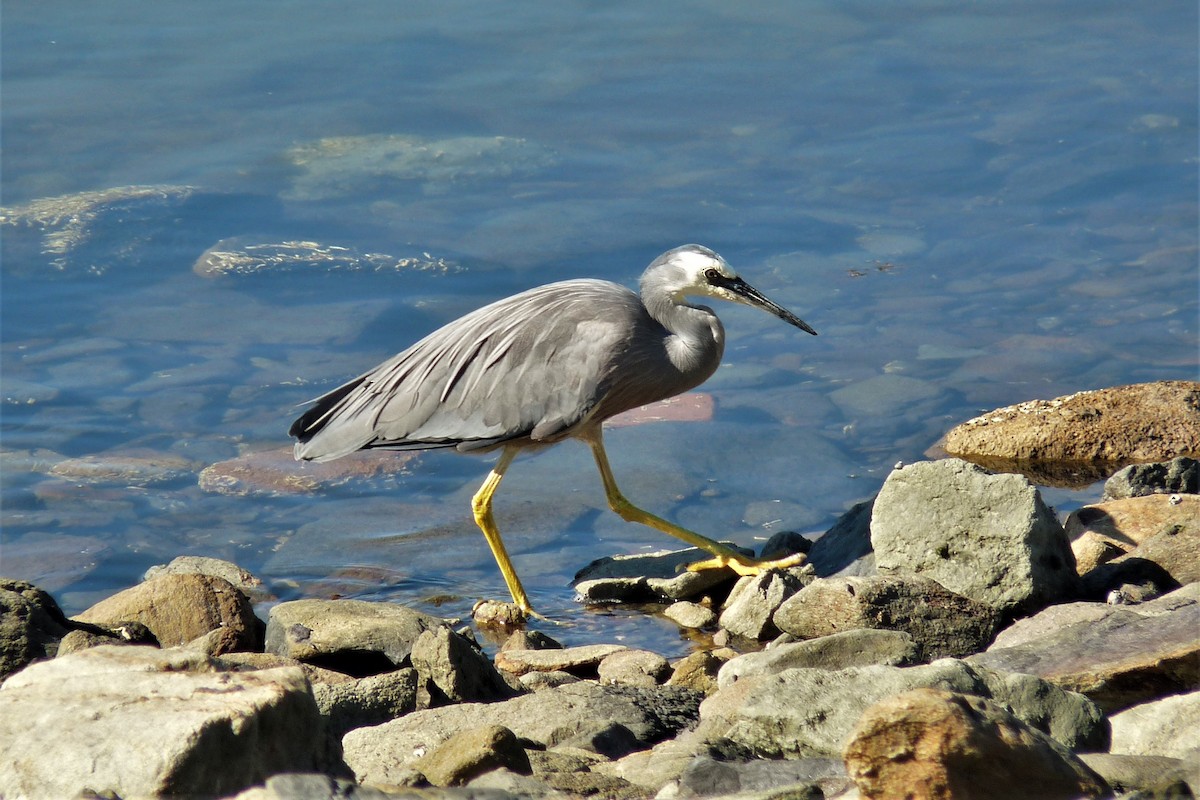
[{"left": 2, "top": 1, "right": 1197, "bottom": 655}]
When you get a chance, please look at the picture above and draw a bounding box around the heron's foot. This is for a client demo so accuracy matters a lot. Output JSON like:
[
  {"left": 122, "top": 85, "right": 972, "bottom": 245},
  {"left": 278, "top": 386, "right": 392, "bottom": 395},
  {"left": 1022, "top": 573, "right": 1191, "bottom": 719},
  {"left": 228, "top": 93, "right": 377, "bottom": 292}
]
[{"left": 685, "top": 551, "right": 808, "bottom": 576}]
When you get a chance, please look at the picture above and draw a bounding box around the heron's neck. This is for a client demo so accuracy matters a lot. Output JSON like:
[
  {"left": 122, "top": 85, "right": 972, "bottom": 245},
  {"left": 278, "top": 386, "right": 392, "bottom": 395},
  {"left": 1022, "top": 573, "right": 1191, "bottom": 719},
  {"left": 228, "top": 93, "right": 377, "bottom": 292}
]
[{"left": 650, "top": 296, "right": 726, "bottom": 376}]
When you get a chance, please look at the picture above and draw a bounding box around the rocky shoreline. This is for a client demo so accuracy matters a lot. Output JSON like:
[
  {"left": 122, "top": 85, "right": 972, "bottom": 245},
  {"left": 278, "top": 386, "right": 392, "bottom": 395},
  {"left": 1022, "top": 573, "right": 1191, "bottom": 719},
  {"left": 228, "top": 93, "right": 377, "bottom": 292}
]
[{"left": 1, "top": 385, "right": 1198, "bottom": 800}]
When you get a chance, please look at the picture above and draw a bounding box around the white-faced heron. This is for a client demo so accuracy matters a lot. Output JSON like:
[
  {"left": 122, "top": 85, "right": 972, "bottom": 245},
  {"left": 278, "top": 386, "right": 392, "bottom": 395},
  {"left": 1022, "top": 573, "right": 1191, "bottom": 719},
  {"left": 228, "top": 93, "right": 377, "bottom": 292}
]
[{"left": 290, "top": 244, "right": 818, "bottom": 617}]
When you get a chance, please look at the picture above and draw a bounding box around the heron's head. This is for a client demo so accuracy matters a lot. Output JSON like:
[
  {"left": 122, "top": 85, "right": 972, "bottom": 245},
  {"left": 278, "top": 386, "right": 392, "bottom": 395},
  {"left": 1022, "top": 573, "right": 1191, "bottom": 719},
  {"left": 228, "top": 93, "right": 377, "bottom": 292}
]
[{"left": 645, "top": 244, "right": 818, "bottom": 335}]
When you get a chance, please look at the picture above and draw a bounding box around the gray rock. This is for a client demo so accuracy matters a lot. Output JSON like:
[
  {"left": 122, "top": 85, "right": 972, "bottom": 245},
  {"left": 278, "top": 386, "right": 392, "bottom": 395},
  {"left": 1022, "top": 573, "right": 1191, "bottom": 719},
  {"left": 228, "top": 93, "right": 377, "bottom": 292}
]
[
  {"left": 968, "top": 585, "right": 1200, "bottom": 712},
  {"left": 718, "top": 568, "right": 811, "bottom": 641},
  {"left": 519, "top": 670, "right": 581, "bottom": 691},
  {"left": 265, "top": 598, "right": 447, "bottom": 676},
  {"left": 672, "top": 754, "right": 842, "bottom": 799},
  {"left": 573, "top": 547, "right": 747, "bottom": 604},
  {"left": 843, "top": 689, "right": 1110, "bottom": 800},
  {"left": 662, "top": 600, "right": 717, "bottom": 630},
  {"left": 1077, "top": 754, "right": 1193, "bottom": 796},
  {"left": 773, "top": 574, "right": 999, "bottom": 661},
  {"left": 871, "top": 459, "right": 1079, "bottom": 615},
  {"left": 74, "top": 573, "right": 261, "bottom": 652},
  {"left": 805, "top": 499, "right": 877, "bottom": 577},
  {"left": 495, "top": 643, "right": 627, "bottom": 677},
  {"left": 0, "top": 578, "right": 69, "bottom": 681},
  {"left": 411, "top": 626, "right": 520, "bottom": 704},
  {"left": 414, "top": 724, "right": 532, "bottom": 787},
  {"left": 1103, "top": 456, "right": 1199, "bottom": 500},
  {"left": 226, "top": 772, "right": 408, "bottom": 800},
  {"left": 0, "top": 645, "right": 324, "bottom": 799},
  {"left": 312, "top": 668, "right": 419, "bottom": 740},
  {"left": 597, "top": 649, "right": 671, "bottom": 687},
  {"left": 970, "top": 665, "right": 1109, "bottom": 752},
  {"left": 829, "top": 373, "right": 940, "bottom": 417},
  {"left": 342, "top": 682, "right": 701, "bottom": 786},
  {"left": 717, "top": 629, "right": 919, "bottom": 689},
  {"left": 757, "top": 530, "right": 813, "bottom": 561},
  {"left": 697, "top": 658, "right": 1105, "bottom": 758},
  {"left": 1109, "top": 690, "right": 1200, "bottom": 762}
]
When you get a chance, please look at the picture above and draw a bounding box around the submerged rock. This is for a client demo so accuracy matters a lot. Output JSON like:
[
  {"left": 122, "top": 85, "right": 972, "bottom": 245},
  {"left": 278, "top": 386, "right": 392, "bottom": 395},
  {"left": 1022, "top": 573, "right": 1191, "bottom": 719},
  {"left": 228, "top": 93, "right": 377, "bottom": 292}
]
[{"left": 193, "top": 236, "right": 458, "bottom": 278}]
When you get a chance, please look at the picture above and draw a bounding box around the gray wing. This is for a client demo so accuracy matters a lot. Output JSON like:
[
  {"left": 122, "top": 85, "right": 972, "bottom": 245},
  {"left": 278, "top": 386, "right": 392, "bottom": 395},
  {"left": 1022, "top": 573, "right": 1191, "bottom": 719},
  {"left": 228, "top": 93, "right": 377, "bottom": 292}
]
[{"left": 291, "top": 279, "right": 653, "bottom": 461}]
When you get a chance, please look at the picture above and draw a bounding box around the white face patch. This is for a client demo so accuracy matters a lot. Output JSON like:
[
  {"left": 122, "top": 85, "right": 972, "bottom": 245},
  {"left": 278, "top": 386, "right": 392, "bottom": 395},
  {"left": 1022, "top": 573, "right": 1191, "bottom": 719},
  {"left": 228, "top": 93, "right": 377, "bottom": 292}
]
[{"left": 670, "top": 247, "right": 735, "bottom": 285}]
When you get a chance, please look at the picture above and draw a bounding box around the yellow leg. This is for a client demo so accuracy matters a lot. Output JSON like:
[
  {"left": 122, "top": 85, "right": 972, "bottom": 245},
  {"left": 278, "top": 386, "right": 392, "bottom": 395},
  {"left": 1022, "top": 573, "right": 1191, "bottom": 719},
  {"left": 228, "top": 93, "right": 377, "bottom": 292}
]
[
  {"left": 471, "top": 446, "right": 534, "bottom": 616},
  {"left": 584, "top": 431, "right": 806, "bottom": 576}
]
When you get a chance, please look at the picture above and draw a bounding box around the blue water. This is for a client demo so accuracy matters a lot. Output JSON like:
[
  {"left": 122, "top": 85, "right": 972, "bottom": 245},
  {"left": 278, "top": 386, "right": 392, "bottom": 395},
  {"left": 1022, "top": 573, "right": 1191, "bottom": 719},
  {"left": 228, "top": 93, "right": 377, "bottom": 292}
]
[{"left": 2, "top": 2, "right": 1197, "bottom": 654}]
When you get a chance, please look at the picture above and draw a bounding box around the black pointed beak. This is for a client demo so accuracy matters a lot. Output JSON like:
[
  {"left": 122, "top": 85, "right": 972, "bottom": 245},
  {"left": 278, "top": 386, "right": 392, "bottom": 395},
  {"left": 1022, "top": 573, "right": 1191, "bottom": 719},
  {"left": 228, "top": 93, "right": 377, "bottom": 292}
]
[{"left": 722, "top": 276, "right": 818, "bottom": 336}]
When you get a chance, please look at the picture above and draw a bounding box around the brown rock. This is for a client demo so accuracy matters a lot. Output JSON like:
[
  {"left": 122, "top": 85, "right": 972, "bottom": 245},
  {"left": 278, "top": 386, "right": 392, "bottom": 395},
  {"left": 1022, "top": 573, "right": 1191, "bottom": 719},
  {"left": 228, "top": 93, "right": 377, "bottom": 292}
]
[
  {"left": 942, "top": 380, "right": 1200, "bottom": 476},
  {"left": 667, "top": 650, "right": 727, "bottom": 695},
  {"left": 843, "top": 688, "right": 1110, "bottom": 800},
  {"left": 74, "top": 574, "right": 260, "bottom": 652},
  {"left": 413, "top": 724, "right": 531, "bottom": 786},
  {"left": 1068, "top": 493, "right": 1199, "bottom": 547}
]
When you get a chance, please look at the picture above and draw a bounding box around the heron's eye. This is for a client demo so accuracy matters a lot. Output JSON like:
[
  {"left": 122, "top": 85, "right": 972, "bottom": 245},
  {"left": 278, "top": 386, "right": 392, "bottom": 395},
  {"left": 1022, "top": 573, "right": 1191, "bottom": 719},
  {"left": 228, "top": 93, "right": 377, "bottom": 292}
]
[{"left": 704, "top": 268, "right": 720, "bottom": 282}]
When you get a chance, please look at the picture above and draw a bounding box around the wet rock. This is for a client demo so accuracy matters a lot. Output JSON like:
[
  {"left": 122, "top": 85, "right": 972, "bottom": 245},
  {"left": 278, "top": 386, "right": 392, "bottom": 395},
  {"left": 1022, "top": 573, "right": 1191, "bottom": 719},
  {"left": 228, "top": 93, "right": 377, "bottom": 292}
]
[
  {"left": 411, "top": 625, "right": 520, "bottom": 703},
  {"left": 717, "top": 629, "right": 919, "bottom": 689},
  {"left": 805, "top": 498, "right": 877, "bottom": 577},
  {"left": 967, "top": 584, "right": 1200, "bottom": 712},
  {"left": 471, "top": 599, "right": 527, "bottom": 630},
  {"left": 0, "top": 578, "right": 70, "bottom": 681},
  {"left": 1103, "top": 456, "right": 1199, "bottom": 500},
  {"left": 696, "top": 659, "right": 1104, "bottom": 758},
  {"left": 0, "top": 645, "right": 323, "bottom": 799},
  {"left": 662, "top": 600, "right": 717, "bottom": 630},
  {"left": 312, "top": 668, "right": 419, "bottom": 741},
  {"left": 773, "top": 574, "right": 999, "bottom": 661},
  {"left": 495, "top": 643, "right": 627, "bottom": 677},
  {"left": 573, "top": 546, "right": 746, "bottom": 604},
  {"left": 341, "top": 682, "right": 701, "bottom": 786},
  {"left": 193, "top": 236, "right": 457, "bottom": 278},
  {"left": 871, "top": 459, "right": 1079, "bottom": 615},
  {"left": 413, "top": 724, "right": 532, "bottom": 787},
  {"left": 144, "top": 555, "right": 271, "bottom": 603},
  {"left": 718, "top": 567, "right": 812, "bottom": 641},
  {"left": 265, "top": 598, "right": 448, "bottom": 676},
  {"left": 74, "top": 573, "right": 261, "bottom": 653},
  {"left": 597, "top": 649, "right": 671, "bottom": 687},
  {"left": 843, "top": 689, "right": 1110, "bottom": 800},
  {"left": 199, "top": 446, "right": 419, "bottom": 497},
  {"left": 1109, "top": 690, "right": 1200, "bottom": 761},
  {"left": 942, "top": 380, "right": 1200, "bottom": 468}
]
